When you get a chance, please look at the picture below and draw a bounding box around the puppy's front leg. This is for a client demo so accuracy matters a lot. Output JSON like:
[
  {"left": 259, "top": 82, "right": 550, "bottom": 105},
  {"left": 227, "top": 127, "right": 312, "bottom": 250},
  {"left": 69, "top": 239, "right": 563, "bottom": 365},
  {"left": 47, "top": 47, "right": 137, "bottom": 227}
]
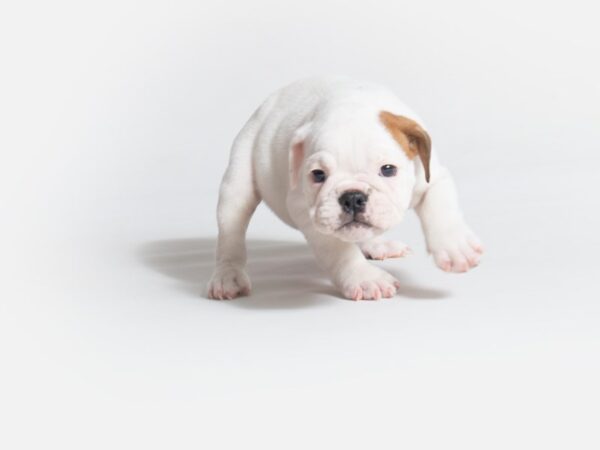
[
  {"left": 207, "top": 120, "right": 261, "bottom": 300},
  {"left": 416, "top": 168, "right": 483, "bottom": 272},
  {"left": 302, "top": 227, "right": 401, "bottom": 300}
]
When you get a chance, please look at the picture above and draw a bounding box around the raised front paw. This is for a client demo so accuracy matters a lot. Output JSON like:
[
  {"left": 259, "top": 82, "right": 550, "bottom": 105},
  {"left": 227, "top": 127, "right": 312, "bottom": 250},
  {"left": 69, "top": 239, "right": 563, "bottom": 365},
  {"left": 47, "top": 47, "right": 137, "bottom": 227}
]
[
  {"left": 428, "top": 223, "right": 483, "bottom": 273},
  {"left": 207, "top": 265, "right": 251, "bottom": 300},
  {"left": 360, "top": 240, "right": 411, "bottom": 260},
  {"left": 335, "top": 265, "right": 401, "bottom": 301}
]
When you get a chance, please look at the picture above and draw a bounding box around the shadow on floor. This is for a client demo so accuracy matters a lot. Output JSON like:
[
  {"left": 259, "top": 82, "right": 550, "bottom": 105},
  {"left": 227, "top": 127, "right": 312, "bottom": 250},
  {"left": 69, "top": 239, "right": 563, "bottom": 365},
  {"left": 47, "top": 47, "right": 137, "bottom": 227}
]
[{"left": 137, "top": 237, "right": 449, "bottom": 309}]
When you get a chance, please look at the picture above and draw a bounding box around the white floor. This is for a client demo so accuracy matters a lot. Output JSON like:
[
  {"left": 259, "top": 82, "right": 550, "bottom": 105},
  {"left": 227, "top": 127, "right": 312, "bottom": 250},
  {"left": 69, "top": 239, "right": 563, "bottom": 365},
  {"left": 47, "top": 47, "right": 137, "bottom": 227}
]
[{"left": 2, "top": 1, "right": 599, "bottom": 449}]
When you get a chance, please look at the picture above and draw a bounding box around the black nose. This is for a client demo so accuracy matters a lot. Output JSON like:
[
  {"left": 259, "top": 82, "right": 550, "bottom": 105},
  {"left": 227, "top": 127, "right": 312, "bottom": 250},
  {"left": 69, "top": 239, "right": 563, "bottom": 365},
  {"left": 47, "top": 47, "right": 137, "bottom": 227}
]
[{"left": 339, "top": 191, "right": 368, "bottom": 214}]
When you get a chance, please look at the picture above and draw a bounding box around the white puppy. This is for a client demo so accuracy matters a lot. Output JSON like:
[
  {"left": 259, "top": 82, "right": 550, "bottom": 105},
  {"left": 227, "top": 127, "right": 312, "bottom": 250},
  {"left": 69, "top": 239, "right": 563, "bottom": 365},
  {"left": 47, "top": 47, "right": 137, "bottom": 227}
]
[{"left": 208, "top": 77, "right": 483, "bottom": 300}]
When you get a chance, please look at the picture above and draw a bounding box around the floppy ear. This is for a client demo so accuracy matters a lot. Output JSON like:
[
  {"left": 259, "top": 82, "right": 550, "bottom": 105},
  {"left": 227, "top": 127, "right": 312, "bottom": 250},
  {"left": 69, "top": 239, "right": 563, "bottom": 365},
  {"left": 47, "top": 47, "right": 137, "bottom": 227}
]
[
  {"left": 289, "top": 122, "right": 312, "bottom": 189},
  {"left": 379, "top": 111, "right": 432, "bottom": 182}
]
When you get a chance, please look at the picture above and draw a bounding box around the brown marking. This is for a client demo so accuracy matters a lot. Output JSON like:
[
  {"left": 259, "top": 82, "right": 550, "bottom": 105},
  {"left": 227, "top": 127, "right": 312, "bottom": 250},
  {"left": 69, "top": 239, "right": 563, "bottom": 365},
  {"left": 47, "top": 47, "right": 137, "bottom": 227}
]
[{"left": 379, "top": 111, "right": 432, "bottom": 182}]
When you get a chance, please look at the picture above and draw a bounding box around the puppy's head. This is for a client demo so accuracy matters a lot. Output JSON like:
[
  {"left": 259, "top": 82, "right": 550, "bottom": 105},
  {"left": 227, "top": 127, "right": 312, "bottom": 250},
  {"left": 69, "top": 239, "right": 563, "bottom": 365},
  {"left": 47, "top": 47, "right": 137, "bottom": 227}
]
[{"left": 289, "top": 110, "right": 431, "bottom": 243}]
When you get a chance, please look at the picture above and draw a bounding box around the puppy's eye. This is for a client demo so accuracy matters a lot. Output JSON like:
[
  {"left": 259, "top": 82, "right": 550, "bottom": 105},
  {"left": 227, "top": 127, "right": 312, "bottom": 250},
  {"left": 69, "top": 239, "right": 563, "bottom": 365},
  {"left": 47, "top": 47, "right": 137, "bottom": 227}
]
[
  {"left": 311, "top": 169, "right": 327, "bottom": 183},
  {"left": 380, "top": 164, "right": 397, "bottom": 177}
]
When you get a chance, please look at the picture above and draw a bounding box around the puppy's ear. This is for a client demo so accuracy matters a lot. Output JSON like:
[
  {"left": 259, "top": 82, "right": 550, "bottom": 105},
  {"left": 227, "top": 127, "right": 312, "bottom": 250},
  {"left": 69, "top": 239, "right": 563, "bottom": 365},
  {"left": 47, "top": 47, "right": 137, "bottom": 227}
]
[
  {"left": 379, "top": 111, "right": 432, "bottom": 182},
  {"left": 289, "top": 122, "right": 312, "bottom": 189}
]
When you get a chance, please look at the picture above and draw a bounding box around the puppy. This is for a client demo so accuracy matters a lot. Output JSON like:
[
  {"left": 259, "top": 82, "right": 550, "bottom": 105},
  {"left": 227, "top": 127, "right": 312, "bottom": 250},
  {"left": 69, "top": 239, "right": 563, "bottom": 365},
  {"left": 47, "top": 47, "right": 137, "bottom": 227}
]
[{"left": 208, "top": 77, "right": 483, "bottom": 300}]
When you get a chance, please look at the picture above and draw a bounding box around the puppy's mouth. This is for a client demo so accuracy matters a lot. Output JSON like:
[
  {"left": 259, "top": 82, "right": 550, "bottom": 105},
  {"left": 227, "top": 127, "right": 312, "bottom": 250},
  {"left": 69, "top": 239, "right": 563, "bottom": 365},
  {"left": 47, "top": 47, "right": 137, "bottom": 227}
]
[{"left": 338, "top": 218, "right": 373, "bottom": 230}]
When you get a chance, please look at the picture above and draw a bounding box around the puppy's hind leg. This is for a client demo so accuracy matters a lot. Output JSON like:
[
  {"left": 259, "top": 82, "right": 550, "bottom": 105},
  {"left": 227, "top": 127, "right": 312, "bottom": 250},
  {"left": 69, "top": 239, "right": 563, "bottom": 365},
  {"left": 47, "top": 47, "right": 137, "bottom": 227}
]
[
  {"left": 359, "top": 237, "right": 412, "bottom": 260},
  {"left": 208, "top": 122, "right": 261, "bottom": 300},
  {"left": 302, "top": 227, "right": 401, "bottom": 300}
]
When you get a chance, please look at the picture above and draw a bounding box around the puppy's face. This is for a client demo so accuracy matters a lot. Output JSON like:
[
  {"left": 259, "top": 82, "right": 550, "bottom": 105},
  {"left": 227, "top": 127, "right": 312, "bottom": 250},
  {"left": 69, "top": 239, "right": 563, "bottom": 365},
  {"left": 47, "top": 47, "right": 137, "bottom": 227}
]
[{"left": 290, "top": 111, "right": 431, "bottom": 243}]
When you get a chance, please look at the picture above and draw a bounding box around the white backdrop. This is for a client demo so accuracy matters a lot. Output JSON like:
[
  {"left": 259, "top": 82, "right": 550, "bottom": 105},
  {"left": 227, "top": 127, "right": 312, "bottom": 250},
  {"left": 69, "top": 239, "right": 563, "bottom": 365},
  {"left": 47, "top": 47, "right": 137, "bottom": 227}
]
[{"left": 1, "top": 1, "right": 599, "bottom": 449}]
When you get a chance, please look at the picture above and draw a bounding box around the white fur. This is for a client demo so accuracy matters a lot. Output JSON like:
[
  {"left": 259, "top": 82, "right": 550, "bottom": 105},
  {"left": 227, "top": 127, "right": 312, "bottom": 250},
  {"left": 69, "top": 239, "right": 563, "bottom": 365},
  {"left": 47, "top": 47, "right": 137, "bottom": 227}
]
[{"left": 207, "top": 77, "right": 483, "bottom": 300}]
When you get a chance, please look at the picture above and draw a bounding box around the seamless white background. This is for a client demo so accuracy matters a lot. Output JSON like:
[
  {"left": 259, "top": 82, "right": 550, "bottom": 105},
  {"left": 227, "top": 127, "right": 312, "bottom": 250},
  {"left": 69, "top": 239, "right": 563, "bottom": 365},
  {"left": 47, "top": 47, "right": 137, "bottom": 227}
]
[{"left": 1, "top": 1, "right": 599, "bottom": 449}]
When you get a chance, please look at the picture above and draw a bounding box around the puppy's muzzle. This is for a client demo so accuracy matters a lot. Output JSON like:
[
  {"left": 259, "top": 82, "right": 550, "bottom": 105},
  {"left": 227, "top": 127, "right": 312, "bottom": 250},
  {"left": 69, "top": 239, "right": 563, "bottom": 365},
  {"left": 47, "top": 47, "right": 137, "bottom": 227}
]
[{"left": 339, "top": 191, "right": 368, "bottom": 215}]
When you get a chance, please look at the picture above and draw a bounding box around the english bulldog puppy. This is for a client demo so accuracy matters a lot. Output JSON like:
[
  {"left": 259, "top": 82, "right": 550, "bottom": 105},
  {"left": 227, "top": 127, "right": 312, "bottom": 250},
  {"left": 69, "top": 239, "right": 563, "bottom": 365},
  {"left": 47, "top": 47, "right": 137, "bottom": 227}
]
[{"left": 208, "top": 77, "right": 483, "bottom": 300}]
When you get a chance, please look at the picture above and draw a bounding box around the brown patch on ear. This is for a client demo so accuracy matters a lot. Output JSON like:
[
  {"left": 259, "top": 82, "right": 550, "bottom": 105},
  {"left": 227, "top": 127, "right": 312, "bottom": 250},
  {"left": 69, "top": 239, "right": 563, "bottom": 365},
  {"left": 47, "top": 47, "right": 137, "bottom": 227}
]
[{"left": 379, "top": 111, "right": 432, "bottom": 182}]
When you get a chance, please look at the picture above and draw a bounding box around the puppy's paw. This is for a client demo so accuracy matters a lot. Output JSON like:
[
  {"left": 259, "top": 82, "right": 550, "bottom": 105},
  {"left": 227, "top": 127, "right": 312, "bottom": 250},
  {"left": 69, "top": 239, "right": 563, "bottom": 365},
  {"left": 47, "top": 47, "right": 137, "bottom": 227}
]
[
  {"left": 360, "top": 240, "right": 411, "bottom": 260},
  {"left": 428, "top": 223, "right": 483, "bottom": 273},
  {"left": 207, "top": 265, "right": 251, "bottom": 300},
  {"left": 336, "top": 265, "right": 401, "bottom": 301}
]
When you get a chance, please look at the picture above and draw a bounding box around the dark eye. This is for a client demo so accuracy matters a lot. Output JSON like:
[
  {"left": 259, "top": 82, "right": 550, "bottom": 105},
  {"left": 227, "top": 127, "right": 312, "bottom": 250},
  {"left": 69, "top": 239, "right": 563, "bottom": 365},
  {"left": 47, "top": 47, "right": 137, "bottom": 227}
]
[
  {"left": 311, "top": 169, "right": 327, "bottom": 183},
  {"left": 380, "top": 164, "right": 397, "bottom": 177}
]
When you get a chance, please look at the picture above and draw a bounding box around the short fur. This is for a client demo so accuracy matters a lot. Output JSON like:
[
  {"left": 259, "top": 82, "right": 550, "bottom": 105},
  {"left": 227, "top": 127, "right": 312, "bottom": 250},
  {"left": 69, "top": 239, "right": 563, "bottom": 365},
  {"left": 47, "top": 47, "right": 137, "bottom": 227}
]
[{"left": 208, "top": 77, "right": 483, "bottom": 300}]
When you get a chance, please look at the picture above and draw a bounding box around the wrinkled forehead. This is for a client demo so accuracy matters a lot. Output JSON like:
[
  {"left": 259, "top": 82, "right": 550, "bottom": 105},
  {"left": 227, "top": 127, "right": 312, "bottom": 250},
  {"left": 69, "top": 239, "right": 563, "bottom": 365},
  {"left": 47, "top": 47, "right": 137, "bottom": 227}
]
[{"left": 310, "top": 122, "right": 398, "bottom": 171}]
